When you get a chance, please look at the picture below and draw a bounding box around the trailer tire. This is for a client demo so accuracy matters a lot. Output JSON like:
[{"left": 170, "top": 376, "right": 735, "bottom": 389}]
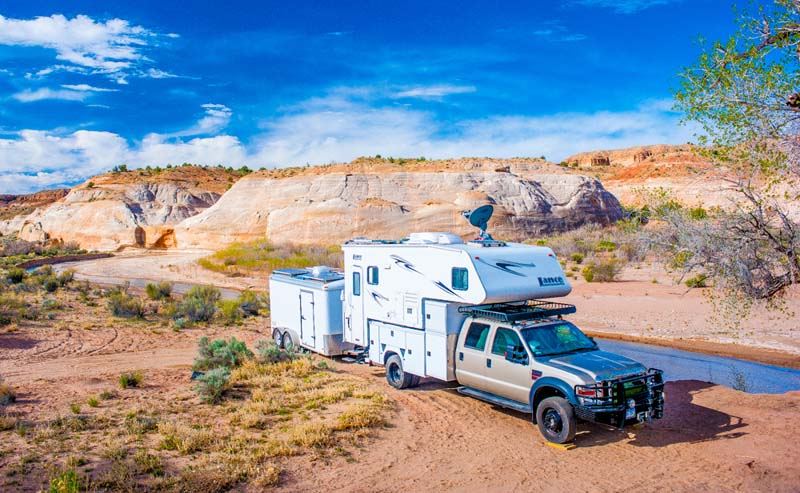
[
  {"left": 385, "top": 354, "right": 416, "bottom": 389},
  {"left": 283, "top": 333, "right": 295, "bottom": 351},
  {"left": 535, "top": 397, "right": 576, "bottom": 444},
  {"left": 272, "top": 328, "right": 283, "bottom": 348}
]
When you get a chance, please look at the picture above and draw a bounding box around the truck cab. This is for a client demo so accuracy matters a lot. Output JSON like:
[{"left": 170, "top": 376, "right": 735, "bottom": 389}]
[{"left": 449, "top": 302, "right": 664, "bottom": 443}]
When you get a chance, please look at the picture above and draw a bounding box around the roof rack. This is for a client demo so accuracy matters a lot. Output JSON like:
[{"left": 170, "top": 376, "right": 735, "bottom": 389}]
[{"left": 458, "top": 300, "right": 576, "bottom": 323}]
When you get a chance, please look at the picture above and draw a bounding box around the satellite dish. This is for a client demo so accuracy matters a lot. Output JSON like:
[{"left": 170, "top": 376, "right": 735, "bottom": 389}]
[{"left": 461, "top": 205, "right": 494, "bottom": 239}]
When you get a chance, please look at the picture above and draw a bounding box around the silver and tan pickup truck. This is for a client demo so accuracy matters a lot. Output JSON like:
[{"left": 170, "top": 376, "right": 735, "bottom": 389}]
[{"left": 385, "top": 302, "right": 665, "bottom": 444}]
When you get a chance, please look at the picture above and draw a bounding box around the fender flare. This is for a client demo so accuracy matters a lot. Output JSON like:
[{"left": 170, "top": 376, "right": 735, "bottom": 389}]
[{"left": 529, "top": 377, "right": 579, "bottom": 410}]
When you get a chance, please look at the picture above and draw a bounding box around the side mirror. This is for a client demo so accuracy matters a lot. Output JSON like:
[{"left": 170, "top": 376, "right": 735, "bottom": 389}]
[{"left": 505, "top": 345, "right": 528, "bottom": 365}]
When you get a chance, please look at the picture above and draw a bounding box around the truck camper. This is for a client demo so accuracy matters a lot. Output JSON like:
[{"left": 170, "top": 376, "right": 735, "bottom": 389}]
[{"left": 270, "top": 206, "right": 664, "bottom": 443}]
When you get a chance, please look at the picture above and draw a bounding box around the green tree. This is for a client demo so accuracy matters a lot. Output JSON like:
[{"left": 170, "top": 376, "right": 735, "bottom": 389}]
[{"left": 668, "top": 0, "right": 800, "bottom": 304}]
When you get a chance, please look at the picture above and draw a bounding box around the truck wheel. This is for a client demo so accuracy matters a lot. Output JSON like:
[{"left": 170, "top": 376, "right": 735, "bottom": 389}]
[
  {"left": 385, "top": 354, "right": 416, "bottom": 389},
  {"left": 283, "top": 333, "right": 295, "bottom": 351},
  {"left": 272, "top": 328, "right": 283, "bottom": 348},
  {"left": 536, "top": 397, "right": 577, "bottom": 444}
]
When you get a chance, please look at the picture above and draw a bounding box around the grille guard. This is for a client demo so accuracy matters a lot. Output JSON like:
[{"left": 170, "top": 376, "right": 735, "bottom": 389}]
[{"left": 574, "top": 368, "right": 665, "bottom": 418}]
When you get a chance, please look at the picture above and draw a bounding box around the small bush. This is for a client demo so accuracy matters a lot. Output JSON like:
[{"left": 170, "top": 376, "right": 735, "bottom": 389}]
[
  {"left": 194, "top": 367, "right": 231, "bottom": 404},
  {"left": 582, "top": 258, "right": 624, "bottom": 283},
  {"left": 174, "top": 285, "right": 220, "bottom": 323},
  {"left": 99, "top": 390, "right": 116, "bottom": 400},
  {"left": 43, "top": 277, "right": 59, "bottom": 293},
  {"left": 218, "top": 299, "right": 243, "bottom": 324},
  {"left": 145, "top": 282, "right": 172, "bottom": 300},
  {"left": 87, "top": 397, "right": 99, "bottom": 408},
  {"left": 107, "top": 292, "right": 146, "bottom": 318},
  {"left": 133, "top": 449, "right": 164, "bottom": 477},
  {"left": 48, "top": 469, "right": 81, "bottom": 493},
  {"left": 119, "top": 371, "right": 143, "bottom": 389},
  {"left": 57, "top": 270, "right": 74, "bottom": 286},
  {"left": 237, "top": 290, "right": 262, "bottom": 316},
  {"left": 255, "top": 339, "right": 296, "bottom": 364},
  {"left": 70, "top": 403, "right": 81, "bottom": 414},
  {"left": 6, "top": 268, "right": 27, "bottom": 284},
  {"left": 569, "top": 253, "right": 584, "bottom": 264},
  {"left": 194, "top": 336, "right": 253, "bottom": 371},
  {"left": 594, "top": 240, "right": 617, "bottom": 252},
  {"left": 0, "top": 376, "right": 16, "bottom": 405},
  {"left": 685, "top": 274, "right": 708, "bottom": 288}
]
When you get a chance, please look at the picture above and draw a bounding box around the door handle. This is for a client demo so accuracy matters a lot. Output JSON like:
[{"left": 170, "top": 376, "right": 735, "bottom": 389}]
[
  {"left": 346, "top": 316, "right": 351, "bottom": 329},
  {"left": 486, "top": 359, "right": 492, "bottom": 368},
  {"left": 459, "top": 352, "right": 464, "bottom": 361}
]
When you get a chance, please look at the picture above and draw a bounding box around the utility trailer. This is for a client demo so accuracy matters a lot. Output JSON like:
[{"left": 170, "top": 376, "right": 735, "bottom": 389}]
[{"left": 268, "top": 266, "right": 354, "bottom": 356}]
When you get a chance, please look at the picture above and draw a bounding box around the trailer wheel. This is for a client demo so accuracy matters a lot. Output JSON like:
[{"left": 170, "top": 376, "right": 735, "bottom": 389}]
[
  {"left": 385, "top": 354, "right": 416, "bottom": 389},
  {"left": 283, "top": 333, "right": 295, "bottom": 351},
  {"left": 272, "top": 328, "right": 283, "bottom": 348},
  {"left": 535, "top": 397, "right": 576, "bottom": 444}
]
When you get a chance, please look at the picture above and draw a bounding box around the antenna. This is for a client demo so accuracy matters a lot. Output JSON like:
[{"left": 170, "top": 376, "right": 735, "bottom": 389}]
[{"left": 461, "top": 205, "right": 494, "bottom": 239}]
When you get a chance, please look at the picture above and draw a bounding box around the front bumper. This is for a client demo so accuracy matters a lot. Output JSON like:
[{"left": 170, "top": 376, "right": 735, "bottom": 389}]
[{"left": 574, "top": 369, "right": 664, "bottom": 428}]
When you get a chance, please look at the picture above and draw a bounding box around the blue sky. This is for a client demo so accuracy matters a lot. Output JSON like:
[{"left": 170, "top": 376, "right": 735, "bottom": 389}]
[{"left": 0, "top": 0, "right": 736, "bottom": 193}]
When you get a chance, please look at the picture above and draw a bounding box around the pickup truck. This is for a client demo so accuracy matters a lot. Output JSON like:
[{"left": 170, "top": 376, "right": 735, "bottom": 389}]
[{"left": 383, "top": 307, "right": 665, "bottom": 444}]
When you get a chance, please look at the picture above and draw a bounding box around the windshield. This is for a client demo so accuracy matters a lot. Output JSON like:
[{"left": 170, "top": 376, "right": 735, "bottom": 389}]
[{"left": 520, "top": 322, "right": 597, "bottom": 357}]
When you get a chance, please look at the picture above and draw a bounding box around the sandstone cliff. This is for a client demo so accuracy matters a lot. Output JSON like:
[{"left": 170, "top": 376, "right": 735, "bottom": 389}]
[
  {"left": 172, "top": 159, "right": 622, "bottom": 248},
  {"left": 14, "top": 166, "right": 242, "bottom": 250},
  {"left": 0, "top": 189, "right": 69, "bottom": 236}
]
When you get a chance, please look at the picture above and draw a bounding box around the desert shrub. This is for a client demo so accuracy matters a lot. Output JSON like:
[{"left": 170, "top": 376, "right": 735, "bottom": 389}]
[
  {"left": 32, "top": 265, "right": 54, "bottom": 277},
  {"left": 43, "top": 277, "right": 59, "bottom": 293},
  {"left": 56, "top": 270, "right": 74, "bottom": 286},
  {"left": 6, "top": 268, "right": 26, "bottom": 284},
  {"left": 255, "top": 339, "right": 296, "bottom": 364},
  {"left": 42, "top": 298, "right": 62, "bottom": 311},
  {"left": 194, "top": 367, "right": 231, "bottom": 404},
  {"left": 70, "top": 403, "right": 81, "bottom": 414},
  {"left": 569, "top": 253, "right": 584, "bottom": 264},
  {"left": 99, "top": 390, "right": 116, "bottom": 400},
  {"left": 581, "top": 265, "right": 595, "bottom": 283},
  {"left": 218, "top": 299, "right": 243, "bottom": 324},
  {"left": 0, "top": 295, "right": 38, "bottom": 325},
  {"left": 237, "top": 290, "right": 262, "bottom": 316},
  {"left": 157, "top": 421, "right": 214, "bottom": 454},
  {"left": 145, "top": 282, "right": 172, "bottom": 300},
  {"left": 199, "top": 238, "right": 343, "bottom": 275},
  {"left": 132, "top": 449, "right": 164, "bottom": 477},
  {"left": 107, "top": 291, "right": 146, "bottom": 318},
  {"left": 685, "top": 274, "right": 708, "bottom": 288},
  {"left": 0, "top": 376, "right": 16, "bottom": 405},
  {"left": 592, "top": 258, "right": 624, "bottom": 282},
  {"left": 119, "top": 371, "right": 144, "bottom": 389},
  {"left": 173, "top": 285, "right": 220, "bottom": 323},
  {"left": 87, "top": 397, "right": 99, "bottom": 408},
  {"left": 124, "top": 413, "right": 158, "bottom": 435},
  {"left": 594, "top": 240, "right": 617, "bottom": 252},
  {"left": 48, "top": 469, "right": 81, "bottom": 493},
  {"left": 194, "top": 336, "right": 253, "bottom": 371}
]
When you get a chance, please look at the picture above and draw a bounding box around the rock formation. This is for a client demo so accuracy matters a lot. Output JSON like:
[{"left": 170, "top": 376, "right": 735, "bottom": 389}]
[{"left": 172, "top": 159, "right": 622, "bottom": 248}]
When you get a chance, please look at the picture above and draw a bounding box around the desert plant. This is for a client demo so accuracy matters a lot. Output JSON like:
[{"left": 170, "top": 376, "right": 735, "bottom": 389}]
[
  {"left": 685, "top": 274, "right": 709, "bottom": 288},
  {"left": 43, "top": 277, "right": 59, "bottom": 293},
  {"left": 255, "top": 339, "right": 296, "bottom": 364},
  {"left": 218, "top": 299, "right": 243, "bottom": 324},
  {"left": 57, "top": 270, "right": 74, "bottom": 286},
  {"left": 194, "top": 336, "right": 253, "bottom": 371},
  {"left": 194, "top": 367, "right": 231, "bottom": 404},
  {"left": 569, "top": 253, "right": 584, "bottom": 264},
  {"left": 592, "top": 258, "right": 624, "bottom": 282},
  {"left": 173, "top": 285, "right": 220, "bottom": 323},
  {"left": 119, "top": 371, "right": 144, "bottom": 389},
  {"left": 581, "top": 265, "right": 595, "bottom": 283},
  {"left": 145, "top": 282, "right": 172, "bottom": 300},
  {"left": 69, "top": 403, "right": 81, "bottom": 414},
  {"left": 237, "top": 290, "right": 262, "bottom": 316},
  {"left": 107, "top": 291, "right": 145, "bottom": 319},
  {"left": 6, "top": 268, "right": 26, "bottom": 284},
  {"left": 0, "top": 375, "right": 16, "bottom": 405},
  {"left": 48, "top": 469, "right": 80, "bottom": 493},
  {"left": 87, "top": 397, "right": 99, "bottom": 408}
]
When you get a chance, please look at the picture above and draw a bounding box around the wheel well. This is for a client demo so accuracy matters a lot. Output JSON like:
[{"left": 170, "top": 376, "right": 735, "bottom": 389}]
[
  {"left": 532, "top": 386, "right": 566, "bottom": 422},
  {"left": 383, "top": 351, "right": 398, "bottom": 365}
]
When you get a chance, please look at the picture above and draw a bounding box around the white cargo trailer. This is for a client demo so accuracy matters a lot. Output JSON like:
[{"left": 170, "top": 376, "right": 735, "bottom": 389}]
[
  {"left": 269, "top": 266, "right": 354, "bottom": 356},
  {"left": 341, "top": 230, "right": 571, "bottom": 380}
]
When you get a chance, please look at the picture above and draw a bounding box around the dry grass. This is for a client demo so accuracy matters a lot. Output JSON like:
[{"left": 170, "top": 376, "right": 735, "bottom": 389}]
[{"left": 198, "top": 238, "right": 342, "bottom": 276}]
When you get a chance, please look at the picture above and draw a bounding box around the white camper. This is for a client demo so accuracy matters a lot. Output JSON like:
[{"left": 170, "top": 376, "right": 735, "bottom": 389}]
[
  {"left": 269, "top": 266, "right": 354, "bottom": 356},
  {"left": 341, "top": 228, "right": 572, "bottom": 381}
]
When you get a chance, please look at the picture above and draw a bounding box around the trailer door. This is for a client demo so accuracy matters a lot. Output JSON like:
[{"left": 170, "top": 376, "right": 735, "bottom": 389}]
[
  {"left": 345, "top": 267, "right": 366, "bottom": 346},
  {"left": 299, "top": 290, "right": 315, "bottom": 347}
]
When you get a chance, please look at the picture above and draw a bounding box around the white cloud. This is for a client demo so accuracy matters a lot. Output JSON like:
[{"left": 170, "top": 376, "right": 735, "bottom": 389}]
[
  {"left": 61, "top": 84, "right": 118, "bottom": 92},
  {"left": 532, "top": 21, "right": 587, "bottom": 42},
  {"left": 392, "top": 84, "right": 477, "bottom": 99},
  {"left": 12, "top": 88, "right": 89, "bottom": 102},
  {"left": 0, "top": 96, "right": 697, "bottom": 193},
  {"left": 0, "top": 14, "right": 172, "bottom": 81},
  {"left": 574, "top": 0, "right": 678, "bottom": 14}
]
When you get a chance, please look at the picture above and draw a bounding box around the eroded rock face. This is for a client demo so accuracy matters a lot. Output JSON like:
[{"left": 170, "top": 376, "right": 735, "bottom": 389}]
[
  {"left": 173, "top": 169, "right": 622, "bottom": 248},
  {"left": 17, "top": 182, "right": 221, "bottom": 250}
]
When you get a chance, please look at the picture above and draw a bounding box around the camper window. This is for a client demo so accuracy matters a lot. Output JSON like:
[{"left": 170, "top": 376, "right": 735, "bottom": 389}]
[
  {"left": 452, "top": 267, "right": 469, "bottom": 291},
  {"left": 353, "top": 272, "right": 361, "bottom": 296},
  {"left": 464, "top": 322, "right": 490, "bottom": 351},
  {"left": 367, "top": 266, "right": 379, "bottom": 285}
]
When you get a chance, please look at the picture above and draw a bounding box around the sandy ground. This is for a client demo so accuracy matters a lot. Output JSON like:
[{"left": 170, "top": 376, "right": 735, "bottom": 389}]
[
  {"left": 2, "top": 317, "right": 799, "bottom": 492},
  {"left": 60, "top": 250, "right": 800, "bottom": 364}
]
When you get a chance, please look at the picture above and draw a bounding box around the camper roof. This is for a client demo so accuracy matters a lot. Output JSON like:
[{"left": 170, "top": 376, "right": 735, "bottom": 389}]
[{"left": 272, "top": 266, "right": 344, "bottom": 283}]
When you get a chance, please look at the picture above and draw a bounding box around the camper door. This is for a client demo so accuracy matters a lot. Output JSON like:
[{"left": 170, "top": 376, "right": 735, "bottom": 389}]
[
  {"left": 345, "top": 266, "right": 366, "bottom": 345},
  {"left": 299, "top": 290, "right": 315, "bottom": 347}
]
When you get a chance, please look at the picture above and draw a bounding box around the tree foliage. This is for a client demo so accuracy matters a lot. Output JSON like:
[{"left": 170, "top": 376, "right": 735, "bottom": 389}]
[{"left": 671, "top": 0, "right": 800, "bottom": 303}]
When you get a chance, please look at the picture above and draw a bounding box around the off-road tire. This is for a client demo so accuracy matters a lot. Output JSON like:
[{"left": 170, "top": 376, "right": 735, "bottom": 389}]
[
  {"left": 535, "top": 396, "right": 577, "bottom": 444},
  {"left": 272, "top": 328, "right": 283, "bottom": 348},
  {"left": 385, "top": 354, "right": 416, "bottom": 389},
  {"left": 283, "top": 332, "right": 295, "bottom": 351}
]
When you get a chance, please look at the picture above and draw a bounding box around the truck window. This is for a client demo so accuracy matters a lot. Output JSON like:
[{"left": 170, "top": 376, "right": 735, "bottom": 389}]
[
  {"left": 464, "top": 322, "right": 490, "bottom": 351},
  {"left": 491, "top": 328, "right": 523, "bottom": 356},
  {"left": 367, "top": 266, "right": 379, "bottom": 285},
  {"left": 353, "top": 272, "right": 361, "bottom": 296},
  {"left": 452, "top": 267, "right": 468, "bottom": 291}
]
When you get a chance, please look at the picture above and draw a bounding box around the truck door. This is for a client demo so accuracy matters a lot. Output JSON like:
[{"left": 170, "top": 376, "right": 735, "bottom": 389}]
[
  {"left": 299, "top": 290, "right": 315, "bottom": 348},
  {"left": 344, "top": 267, "right": 366, "bottom": 346},
  {"left": 455, "top": 321, "right": 492, "bottom": 390},
  {"left": 484, "top": 327, "right": 532, "bottom": 404}
]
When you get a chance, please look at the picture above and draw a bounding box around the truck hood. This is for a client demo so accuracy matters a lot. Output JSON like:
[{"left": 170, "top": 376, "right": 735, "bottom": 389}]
[{"left": 543, "top": 349, "right": 647, "bottom": 382}]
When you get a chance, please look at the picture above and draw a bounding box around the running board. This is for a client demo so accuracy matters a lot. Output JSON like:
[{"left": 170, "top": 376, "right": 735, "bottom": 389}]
[{"left": 457, "top": 386, "right": 532, "bottom": 413}]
